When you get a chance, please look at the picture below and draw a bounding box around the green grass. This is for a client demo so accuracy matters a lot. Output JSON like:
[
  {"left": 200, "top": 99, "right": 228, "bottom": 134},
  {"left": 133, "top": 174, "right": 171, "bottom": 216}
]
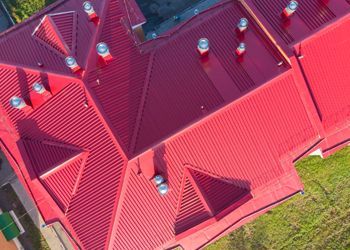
[
  {"left": 0, "top": 185, "right": 50, "bottom": 250},
  {"left": 3, "top": 0, "right": 56, "bottom": 23},
  {"left": 206, "top": 147, "right": 350, "bottom": 250}
]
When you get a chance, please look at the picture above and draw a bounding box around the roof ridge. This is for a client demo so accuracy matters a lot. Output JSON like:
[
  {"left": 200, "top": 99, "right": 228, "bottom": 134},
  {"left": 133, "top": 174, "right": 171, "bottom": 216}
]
[
  {"left": 187, "top": 167, "right": 252, "bottom": 216},
  {"left": 32, "top": 14, "right": 71, "bottom": 56},
  {"left": 40, "top": 150, "right": 89, "bottom": 213},
  {"left": 174, "top": 168, "right": 213, "bottom": 235},
  {"left": 49, "top": 11, "right": 77, "bottom": 53},
  {"left": 21, "top": 138, "right": 84, "bottom": 176}
]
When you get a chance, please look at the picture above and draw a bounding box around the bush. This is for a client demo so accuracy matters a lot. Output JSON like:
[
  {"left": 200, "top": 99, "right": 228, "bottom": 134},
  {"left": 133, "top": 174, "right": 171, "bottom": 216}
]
[{"left": 3, "top": 0, "right": 56, "bottom": 23}]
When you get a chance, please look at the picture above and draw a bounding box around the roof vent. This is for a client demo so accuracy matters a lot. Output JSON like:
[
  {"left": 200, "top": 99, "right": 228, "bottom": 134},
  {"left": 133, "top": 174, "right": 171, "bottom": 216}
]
[
  {"left": 151, "top": 32, "right": 157, "bottom": 39},
  {"left": 197, "top": 38, "right": 209, "bottom": 57},
  {"left": 33, "top": 82, "right": 52, "bottom": 99},
  {"left": 9, "top": 96, "right": 27, "bottom": 109},
  {"left": 83, "top": 1, "right": 98, "bottom": 20},
  {"left": 96, "top": 42, "right": 113, "bottom": 62},
  {"left": 65, "top": 56, "right": 81, "bottom": 73},
  {"left": 283, "top": 1, "right": 298, "bottom": 17},
  {"left": 235, "top": 42, "right": 246, "bottom": 56},
  {"left": 33, "top": 82, "right": 46, "bottom": 94},
  {"left": 154, "top": 175, "right": 165, "bottom": 185},
  {"left": 237, "top": 18, "right": 248, "bottom": 32},
  {"left": 153, "top": 174, "right": 169, "bottom": 196},
  {"left": 158, "top": 183, "right": 169, "bottom": 196}
]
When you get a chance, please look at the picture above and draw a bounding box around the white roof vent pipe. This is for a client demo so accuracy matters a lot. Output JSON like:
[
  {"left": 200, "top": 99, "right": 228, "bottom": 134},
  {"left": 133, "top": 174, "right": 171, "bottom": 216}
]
[
  {"left": 153, "top": 174, "right": 169, "bottom": 196},
  {"left": 154, "top": 175, "right": 165, "bottom": 186},
  {"left": 65, "top": 56, "right": 81, "bottom": 73},
  {"left": 283, "top": 1, "right": 298, "bottom": 17},
  {"left": 237, "top": 18, "right": 248, "bottom": 33},
  {"left": 158, "top": 183, "right": 169, "bottom": 196},
  {"left": 9, "top": 96, "right": 33, "bottom": 112},
  {"left": 96, "top": 42, "right": 113, "bottom": 62},
  {"left": 235, "top": 42, "right": 246, "bottom": 56},
  {"left": 197, "top": 38, "right": 209, "bottom": 57},
  {"left": 10, "top": 96, "right": 27, "bottom": 109},
  {"left": 33, "top": 82, "right": 46, "bottom": 94},
  {"left": 83, "top": 1, "right": 98, "bottom": 20},
  {"left": 33, "top": 82, "right": 52, "bottom": 98}
]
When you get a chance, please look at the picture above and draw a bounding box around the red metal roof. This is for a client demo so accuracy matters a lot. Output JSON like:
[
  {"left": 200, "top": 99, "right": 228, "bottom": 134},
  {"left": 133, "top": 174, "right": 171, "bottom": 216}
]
[
  {"left": 244, "top": 0, "right": 350, "bottom": 136},
  {"left": 0, "top": 0, "right": 348, "bottom": 249}
]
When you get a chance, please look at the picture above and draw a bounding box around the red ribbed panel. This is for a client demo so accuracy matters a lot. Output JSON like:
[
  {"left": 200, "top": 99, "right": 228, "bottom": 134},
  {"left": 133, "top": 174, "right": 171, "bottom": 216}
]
[
  {"left": 297, "top": 18, "right": 350, "bottom": 130},
  {"left": 89, "top": 0, "right": 150, "bottom": 152},
  {"left": 111, "top": 72, "right": 318, "bottom": 250},
  {"left": 0, "top": 0, "right": 100, "bottom": 74},
  {"left": 41, "top": 157, "right": 83, "bottom": 212},
  {"left": 33, "top": 16, "right": 68, "bottom": 55},
  {"left": 175, "top": 172, "right": 211, "bottom": 234},
  {"left": 16, "top": 83, "right": 126, "bottom": 249},
  {"left": 190, "top": 169, "right": 250, "bottom": 214},
  {"left": 50, "top": 12, "right": 76, "bottom": 51},
  {"left": 22, "top": 139, "right": 81, "bottom": 175},
  {"left": 252, "top": 0, "right": 336, "bottom": 44},
  {"left": 112, "top": 168, "right": 178, "bottom": 250},
  {"left": 296, "top": 1, "right": 335, "bottom": 30},
  {"left": 134, "top": 2, "right": 287, "bottom": 154}
]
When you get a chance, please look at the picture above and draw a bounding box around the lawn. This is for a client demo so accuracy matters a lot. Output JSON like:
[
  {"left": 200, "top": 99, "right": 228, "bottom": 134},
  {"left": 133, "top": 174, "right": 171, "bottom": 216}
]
[
  {"left": 0, "top": 185, "right": 50, "bottom": 250},
  {"left": 2, "top": 0, "right": 56, "bottom": 23},
  {"left": 206, "top": 146, "right": 350, "bottom": 250}
]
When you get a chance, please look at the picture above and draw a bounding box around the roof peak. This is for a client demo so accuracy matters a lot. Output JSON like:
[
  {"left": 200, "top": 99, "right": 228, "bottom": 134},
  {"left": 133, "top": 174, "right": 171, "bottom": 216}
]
[
  {"left": 32, "top": 11, "right": 77, "bottom": 57},
  {"left": 22, "top": 138, "right": 88, "bottom": 212},
  {"left": 175, "top": 167, "right": 252, "bottom": 236}
]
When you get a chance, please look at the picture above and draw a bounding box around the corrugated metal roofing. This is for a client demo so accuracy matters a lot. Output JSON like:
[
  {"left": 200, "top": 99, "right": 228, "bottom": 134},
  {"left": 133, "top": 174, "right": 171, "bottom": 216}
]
[
  {"left": 19, "top": 83, "right": 127, "bottom": 249},
  {"left": 40, "top": 153, "right": 86, "bottom": 212},
  {"left": 87, "top": 0, "right": 150, "bottom": 153},
  {"left": 295, "top": 16, "right": 350, "bottom": 131},
  {"left": 133, "top": 1, "right": 290, "bottom": 154},
  {"left": 110, "top": 71, "right": 320, "bottom": 249},
  {"left": 246, "top": 0, "right": 350, "bottom": 45},
  {"left": 33, "top": 15, "right": 70, "bottom": 56},
  {"left": 21, "top": 139, "right": 83, "bottom": 175},
  {"left": 0, "top": 0, "right": 348, "bottom": 249},
  {"left": 0, "top": 0, "right": 102, "bottom": 75},
  {"left": 175, "top": 168, "right": 213, "bottom": 235}
]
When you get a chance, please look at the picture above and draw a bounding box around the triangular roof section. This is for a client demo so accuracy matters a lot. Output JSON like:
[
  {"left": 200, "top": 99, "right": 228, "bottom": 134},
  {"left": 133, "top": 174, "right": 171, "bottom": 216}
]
[
  {"left": 40, "top": 151, "right": 88, "bottom": 213},
  {"left": 175, "top": 167, "right": 252, "bottom": 235},
  {"left": 190, "top": 168, "right": 252, "bottom": 214},
  {"left": 21, "top": 138, "right": 83, "bottom": 176},
  {"left": 22, "top": 138, "right": 87, "bottom": 212},
  {"left": 32, "top": 11, "right": 77, "bottom": 57},
  {"left": 175, "top": 168, "right": 212, "bottom": 235}
]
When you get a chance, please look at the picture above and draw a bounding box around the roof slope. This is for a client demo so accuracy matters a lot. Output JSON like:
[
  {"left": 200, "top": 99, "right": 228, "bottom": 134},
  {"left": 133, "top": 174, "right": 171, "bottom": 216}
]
[
  {"left": 22, "top": 139, "right": 83, "bottom": 175},
  {"left": 32, "top": 12, "right": 77, "bottom": 56},
  {"left": 244, "top": 0, "right": 350, "bottom": 148},
  {"left": 0, "top": 0, "right": 102, "bottom": 75},
  {"left": 18, "top": 83, "right": 127, "bottom": 249},
  {"left": 245, "top": 0, "right": 350, "bottom": 46},
  {"left": 0, "top": 0, "right": 348, "bottom": 249},
  {"left": 87, "top": 0, "right": 150, "bottom": 153},
  {"left": 132, "top": 2, "right": 290, "bottom": 154},
  {"left": 295, "top": 16, "right": 350, "bottom": 131},
  {"left": 40, "top": 152, "right": 87, "bottom": 212},
  {"left": 0, "top": 63, "right": 128, "bottom": 248},
  {"left": 110, "top": 71, "right": 320, "bottom": 249}
]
